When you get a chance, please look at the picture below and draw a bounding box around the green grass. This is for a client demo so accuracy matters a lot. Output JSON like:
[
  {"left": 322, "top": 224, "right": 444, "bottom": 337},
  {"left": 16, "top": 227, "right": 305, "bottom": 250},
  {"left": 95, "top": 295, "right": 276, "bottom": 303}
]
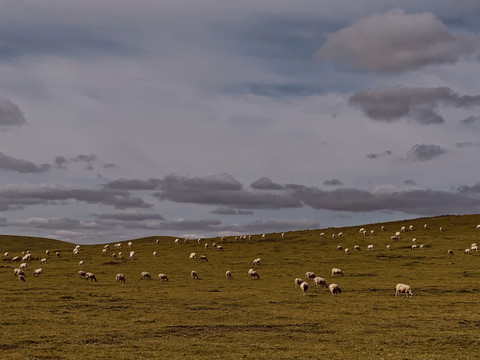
[{"left": 1, "top": 214, "right": 480, "bottom": 359}]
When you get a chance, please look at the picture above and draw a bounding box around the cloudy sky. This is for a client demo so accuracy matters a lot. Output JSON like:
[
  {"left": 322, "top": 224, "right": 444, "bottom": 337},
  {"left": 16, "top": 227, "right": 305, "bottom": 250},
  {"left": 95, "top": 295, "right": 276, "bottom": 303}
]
[{"left": 1, "top": 0, "right": 480, "bottom": 244}]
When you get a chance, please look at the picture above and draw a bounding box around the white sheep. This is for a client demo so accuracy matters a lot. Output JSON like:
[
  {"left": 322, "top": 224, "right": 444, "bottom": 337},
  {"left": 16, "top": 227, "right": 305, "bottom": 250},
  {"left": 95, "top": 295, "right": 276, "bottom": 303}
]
[
  {"left": 18, "top": 274, "right": 26, "bottom": 282},
  {"left": 300, "top": 281, "right": 309, "bottom": 295},
  {"left": 367, "top": 245, "right": 374, "bottom": 251},
  {"left": 262, "top": 234, "right": 266, "bottom": 240},
  {"left": 226, "top": 271, "right": 233, "bottom": 279},
  {"left": 305, "top": 271, "right": 316, "bottom": 280},
  {"left": 320, "top": 232, "right": 325, "bottom": 237},
  {"left": 354, "top": 245, "right": 360, "bottom": 251},
  {"left": 114, "top": 243, "right": 121, "bottom": 249},
  {"left": 78, "top": 270, "right": 87, "bottom": 279},
  {"left": 386, "top": 245, "right": 391, "bottom": 251},
  {"left": 40, "top": 258, "right": 47, "bottom": 264},
  {"left": 156, "top": 239, "right": 160, "bottom": 244},
  {"left": 337, "top": 245, "right": 343, "bottom": 251},
  {"left": 419, "top": 244, "right": 425, "bottom": 249},
  {"left": 112, "top": 253, "right": 117, "bottom": 259},
  {"left": 116, "top": 273, "right": 126, "bottom": 283},
  {"left": 199, "top": 255, "right": 208, "bottom": 262},
  {"left": 247, "top": 269, "right": 259, "bottom": 279},
  {"left": 204, "top": 243, "right": 209, "bottom": 249},
  {"left": 141, "top": 272, "right": 151, "bottom": 280},
  {"left": 153, "top": 251, "right": 158, "bottom": 257},
  {"left": 424, "top": 224, "right": 428, "bottom": 230},
  {"left": 332, "top": 234, "right": 336, "bottom": 239},
  {"left": 344, "top": 248, "right": 350, "bottom": 255},
  {"left": 216, "top": 245, "right": 224, "bottom": 251},
  {"left": 412, "top": 238, "right": 417, "bottom": 243},
  {"left": 359, "top": 227, "right": 365, "bottom": 233},
  {"left": 102, "top": 248, "right": 107, "bottom": 254},
  {"left": 189, "top": 252, "right": 197, "bottom": 260},
  {"left": 3, "top": 252, "right": 8, "bottom": 258},
  {"left": 191, "top": 270, "right": 199, "bottom": 279},
  {"left": 329, "top": 283, "right": 342, "bottom": 296},
  {"left": 158, "top": 273, "right": 169, "bottom": 281},
  {"left": 391, "top": 236, "right": 399, "bottom": 241},
  {"left": 20, "top": 263, "right": 27, "bottom": 270},
  {"left": 395, "top": 231, "right": 401, "bottom": 237},
  {"left": 400, "top": 226, "right": 406, "bottom": 232},
  {"left": 464, "top": 248, "right": 471, "bottom": 254},
  {"left": 331, "top": 268, "right": 344, "bottom": 276},
  {"left": 338, "top": 232, "right": 343, "bottom": 237},
  {"left": 252, "top": 258, "right": 262, "bottom": 266},
  {"left": 32, "top": 268, "right": 43, "bottom": 277},
  {"left": 411, "top": 244, "right": 417, "bottom": 250},
  {"left": 381, "top": 226, "right": 386, "bottom": 231},
  {"left": 370, "top": 230, "right": 375, "bottom": 236},
  {"left": 476, "top": 224, "right": 480, "bottom": 230},
  {"left": 128, "top": 241, "right": 133, "bottom": 247},
  {"left": 45, "top": 250, "right": 50, "bottom": 256},
  {"left": 439, "top": 227, "right": 444, "bottom": 232},
  {"left": 22, "top": 254, "right": 31, "bottom": 261},
  {"left": 447, "top": 249, "right": 454, "bottom": 256},
  {"left": 281, "top": 232, "right": 285, "bottom": 239},
  {"left": 85, "top": 272, "right": 97, "bottom": 282},
  {"left": 79, "top": 260, "right": 84, "bottom": 266},
  {"left": 395, "top": 283, "right": 413, "bottom": 297},
  {"left": 174, "top": 238, "right": 179, "bottom": 244},
  {"left": 314, "top": 277, "right": 328, "bottom": 288},
  {"left": 14, "top": 268, "right": 25, "bottom": 277},
  {"left": 11, "top": 256, "right": 20, "bottom": 262},
  {"left": 128, "top": 251, "right": 135, "bottom": 259},
  {"left": 56, "top": 251, "right": 61, "bottom": 258},
  {"left": 294, "top": 278, "right": 303, "bottom": 288},
  {"left": 409, "top": 225, "right": 414, "bottom": 231}
]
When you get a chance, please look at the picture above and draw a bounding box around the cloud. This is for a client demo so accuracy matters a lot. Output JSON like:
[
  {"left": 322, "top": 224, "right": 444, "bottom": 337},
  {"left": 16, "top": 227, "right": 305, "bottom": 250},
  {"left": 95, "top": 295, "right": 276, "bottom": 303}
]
[
  {"left": 54, "top": 156, "right": 68, "bottom": 169},
  {"left": 323, "top": 179, "right": 343, "bottom": 186},
  {"left": 404, "top": 179, "right": 417, "bottom": 186},
  {"left": 250, "top": 176, "right": 284, "bottom": 190},
  {"left": 94, "top": 212, "right": 165, "bottom": 221},
  {"left": 71, "top": 154, "right": 97, "bottom": 163},
  {"left": 103, "top": 178, "right": 162, "bottom": 190},
  {"left": 456, "top": 182, "right": 480, "bottom": 195},
  {"left": 210, "top": 207, "right": 254, "bottom": 215},
  {"left": 460, "top": 115, "right": 480, "bottom": 126},
  {"left": 0, "top": 98, "right": 27, "bottom": 128},
  {"left": 349, "top": 86, "right": 480, "bottom": 124},
  {"left": 366, "top": 150, "right": 392, "bottom": 159},
  {"left": 4, "top": 217, "right": 98, "bottom": 230},
  {"left": 0, "top": 152, "right": 50, "bottom": 173},
  {"left": 407, "top": 144, "right": 447, "bottom": 162},
  {"left": 315, "top": 8, "right": 480, "bottom": 73}
]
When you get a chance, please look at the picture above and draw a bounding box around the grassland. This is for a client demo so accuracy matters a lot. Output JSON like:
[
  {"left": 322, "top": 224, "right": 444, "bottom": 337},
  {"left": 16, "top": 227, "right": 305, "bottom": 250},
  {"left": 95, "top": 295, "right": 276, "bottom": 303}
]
[{"left": 1, "top": 214, "right": 480, "bottom": 359}]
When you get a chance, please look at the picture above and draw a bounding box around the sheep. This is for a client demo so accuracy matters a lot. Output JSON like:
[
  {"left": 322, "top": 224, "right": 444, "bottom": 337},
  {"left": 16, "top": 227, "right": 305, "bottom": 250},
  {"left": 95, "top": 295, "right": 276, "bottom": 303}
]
[
  {"left": 226, "top": 270, "right": 233, "bottom": 279},
  {"left": 447, "top": 249, "right": 454, "bottom": 256},
  {"left": 320, "top": 232, "right": 325, "bottom": 237},
  {"left": 262, "top": 234, "right": 266, "bottom": 240},
  {"left": 19, "top": 263, "right": 27, "bottom": 270},
  {"left": 116, "top": 273, "right": 126, "bottom": 283},
  {"left": 216, "top": 245, "right": 224, "bottom": 251},
  {"left": 314, "top": 277, "right": 328, "bottom": 288},
  {"left": 331, "top": 268, "right": 344, "bottom": 276},
  {"left": 204, "top": 243, "right": 209, "bottom": 249},
  {"left": 409, "top": 225, "right": 414, "bottom": 231},
  {"left": 471, "top": 244, "right": 478, "bottom": 252},
  {"left": 118, "top": 252, "right": 122, "bottom": 258},
  {"left": 359, "top": 227, "right": 365, "bottom": 233},
  {"left": 439, "top": 227, "right": 444, "bottom": 232},
  {"left": 337, "top": 245, "right": 343, "bottom": 251},
  {"left": 158, "top": 273, "right": 169, "bottom": 281},
  {"left": 419, "top": 244, "right": 425, "bottom": 249},
  {"left": 212, "top": 243, "right": 217, "bottom": 249},
  {"left": 85, "top": 272, "right": 97, "bottom": 282},
  {"left": 411, "top": 245, "right": 417, "bottom": 250},
  {"left": 45, "top": 250, "right": 50, "bottom": 256},
  {"left": 102, "top": 248, "right": 107, "bottom": 254},
  {"left": 189, "top": 252, "right": 197, "bottom": 260},
  {"left": 391, "top": 236, "right": 399, "bottom": 242},
  {"left": 56, "top": 251, "right": 61, "bottom": 258},
  {"left": 332, "top": 234, "right": 336, "bottom": 239},
  {"left": 464, "top": 248, "right": 472, "bottom": 254},
  {"left": 381, "top": 225, "right": 386, "bottom": 231},
  {"left": 338, "top": 232, "right": 343, "bottom": 237},
  {"left": 386, "top": 245, "right": 391, "bottom": 251},
  {"left": 112, "top": 253, "right": 117, "bottom": 259},
  {"left": 14, "top": 268, "right": 25, "bottom": 277},
  {"left": 354, "top": 245, "right": 360, "bottom": 251},
  {"left": 128, "top": 241, "right": 133, "bottom": 247},
  {"left": 412, "top": 238, "right": 417, "bottom": 243},
  {"left": 22, "top": 254, "right": 31, "bottom": 261},
  {"left": 281, "top": 232, "right": 285, "bottom": 239},
  {"left": 191, "top": 270, "right": 199, "bottom": 279},
  {"left": 476, "top": 224, "right": 480, "bottom": 231},
  {"left": 294, "top": 278, "right": 303, "bottom": 288},
  {"left": 79, "top": 260, "right": 84, "bottom": 266},
  {"left": 78, "top": 270, "right": 87, "bottom": 279},
  {"left": 156, "top": 239, "right": 160, "bottom": 244},
  {"left": 329, "top": 283, "right": 342, "bottom": 296},
  {"left": 395, "top": 231, "right": 401, "bottom": 237},
  {"left": 305, "top": 272, "right": 316, "bottom": 280},
  {"left": 344, "top": 248, "right": 350, "bottom": 255},
  {"left": 252, "top": 258, "right": 262, "bottom": 266},
  {"left": 370, "top": 230, "right": 375, "bottom": 236},
  {"left": 395, "top": 283, "right": 413, "bottom": 297},
  {"left": 114, "top": 243, "right": 121, "bottom": 249},
  {"left": 128, "top": 251, "right": 135, "bottom": 260},
  {"left": 11, "top": 256, "right": 20, "bottom": 262},
  {"left": 3, "top": 252, "right": 8, "bottom": 258},
  {"left": 32, "top": 268, "right": 43, "bottom": 277},
  {"left": 174, "top": 238, "right": 179, "bottom": 244},
  {"left": 104, "top": 244, "right": 110, "bottom": 249},
  {"left": 40, "top": 258, "right": 47, "bottom": 264},
  {"left": 299, "top": 281, "right": 309, "bottom": 295},
  {"left": 247, "top": 269, "right": 259, "bottom": 279},
  {"left": 199, "top": 255, "right": 208, "bottom": 262},
  {"left": 367, "top": 245, "right": 374, "bottom": 251},
  {"left": 153, "top": 251, "right": 158, "bottom": 257},
  {"left": 140, "top": 272, "right": 151, "bottom": 280},
  {"left": 424, "top": 224, "right": 428, "bottom": 230},
  {"left": 400, "top": 226, "right": 406, "bottom": 232},
  {"left": 18, "top": 274, "right": 26, "bottom": 282}
]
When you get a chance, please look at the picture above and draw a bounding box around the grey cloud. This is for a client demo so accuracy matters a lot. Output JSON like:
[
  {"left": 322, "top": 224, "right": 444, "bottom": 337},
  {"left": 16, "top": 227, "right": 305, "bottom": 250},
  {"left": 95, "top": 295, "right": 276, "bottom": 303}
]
[
  {"left": 407, "top": 144, "right": 447, "bottom": 162},
  {"left": 54, "top": 156, "right": 68, "bottom": 169},
  {"left": 456, "top": 182, "right": 480, "bottom": 195},
  {"left": 0, "top": 184, "right": 151, "bottom": 211},
  {"left": 315, "top": 8, "right": 480, "bottom": 73},
  {"left": 323, "top": 179, "right": 343, "bottom": 186},
  {"left": 0, "top": 98, "right": 26, "bottom": 128},
  {"left": 404, "top": 179, "right": 417, "bottom": 186},
  {"left": 95, "top": 212, "right": 165, "bottom": 221},
  {"left": 0, "top": 152, "right": 50, "bottom": 173},
  {"left": 103, "top": 178, "right": 162, "bottom": 190},
  {"left": 460, "top": 116, "right": 480, "bottom": 126},
  {"left": 103, "top": 163, "right": 117, "bottom": 169},
  {"left": 71, "top": 154, "right": 97, "bottom": 163},
  {"left": 350, "top": 86, "right": 480, "bottom": 124},
  {"left": 366, "top": 150, "right": 392, "bottom": 159},
  {"left": 5, "top": 217, "right": 96, "bottom": 230},
  {"left": 250, "top": 177, "right": 284, "bottom": 190},
  {"left": 222, "top": 219, "right": 319, "bottom": 233},
  {"left": 210, "top": 207, "right": 254, "bottom": 215},
  {"left": 456, "top": 141, "right": 480, "bottom": 149}
]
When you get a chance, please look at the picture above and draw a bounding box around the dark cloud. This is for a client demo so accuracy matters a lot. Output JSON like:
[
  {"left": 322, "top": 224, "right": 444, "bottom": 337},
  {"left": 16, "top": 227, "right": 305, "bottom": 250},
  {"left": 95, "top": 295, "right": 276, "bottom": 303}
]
[
  {"left": 71, "top": 154, "right": 97, "bottom": 163},
  {"left": 5, "top": 217, "right": 94, "bottom": 230},
  {"left": 0, "top": 184, "right": 151, "bottom": 211},
  {"left": 456, "top": 182, "right": 480, "bottom": 195},
  {"left": 350, "top": 86, "right": 480, "bottom": 124},
  {"left": 103, "top": 163, "right": 117, "bottom": 169},
  {"left": 315, "top": 9, "right": 480, "bottom": 73},
  {"left": 250, "top": 177, "right": 284, "bottom": 190},
  {"left": 323, "top": 179, "right": 343, "bottom": 186},
  {"left": 154, "top": 174, "right": 302, "bottom": 209},
  {"left": 460, "top": 115, "right": 480, "bottom": 126},
  {"left": 407, "top": 144, "right": 447, "bottom": 162},
  {"left": 456, "top": 141, "right": 480, "bottom": 149},
  {"left": 210, "top": 207, "right": 254, "bottom": 215},
  {"left": 0, "top": 98, "right": 26, "bottom": 128},
  {"left": 404, "top": 179, "right": 417, "bottom": 186},
  {"left": 224, "top": 83, "right": 330, "bottom": 98},
  {"left": 0, "top": 152, "right": 50, "bottom": 173},
  {"left": 366, "top": 150, "right": 392, "bottom": 159},
  {"left": 54, "top": 156, "right": 68, "bottom": 169},
  {"left": 103, "top": 178, "right": 162, "bottom": 190},
  {"left": 95, "top": 212, "right": 165, "bottom": 221}
]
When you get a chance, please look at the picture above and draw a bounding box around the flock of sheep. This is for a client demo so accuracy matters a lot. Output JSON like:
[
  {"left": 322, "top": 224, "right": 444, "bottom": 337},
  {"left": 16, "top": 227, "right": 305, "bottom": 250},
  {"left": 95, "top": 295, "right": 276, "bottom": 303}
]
[{"left": 3, "top": 224, "right": 480, "bottom": 299}]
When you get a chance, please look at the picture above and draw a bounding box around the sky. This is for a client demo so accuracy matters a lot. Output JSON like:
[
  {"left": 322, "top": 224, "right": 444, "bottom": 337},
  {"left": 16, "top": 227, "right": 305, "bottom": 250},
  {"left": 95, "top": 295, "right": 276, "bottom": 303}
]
[{"left": 1, "top": 0, "right": 480, "bottom": 244}]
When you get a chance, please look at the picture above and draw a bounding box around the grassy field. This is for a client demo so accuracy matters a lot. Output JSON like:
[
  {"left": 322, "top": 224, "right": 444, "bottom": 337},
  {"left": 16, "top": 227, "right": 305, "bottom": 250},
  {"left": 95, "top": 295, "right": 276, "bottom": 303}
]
[{"left": 1, "top": 214, "right": 480, "bottom": 359}]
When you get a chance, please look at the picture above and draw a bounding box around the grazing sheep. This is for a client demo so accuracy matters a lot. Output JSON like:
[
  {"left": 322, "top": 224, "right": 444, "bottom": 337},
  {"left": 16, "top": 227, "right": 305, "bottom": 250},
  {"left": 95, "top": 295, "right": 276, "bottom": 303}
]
[
  {"left": 78, "top": 270, "right": 87, "bottom": 279},
  {"left": 40, "top": 258, "right": 47, "bottom": 264},
  {"left": 112, "top": 253, "right": 117, "bottom": 259},
  {"left": 19, "top": 263, "right": 27, "bottom": 270},
  {"left": 140, "top": 272, "right": 152, "bottom": 280},
  {"left": 412, "top": 238, "right": 417, "bottom": 243},
  {"left": 424, "top": 224, "right": 428, "bottom": 230},
  {"left": 11, "top": 256, "right": 20, "bottom": 262},
  {"left": 18, "top": 274, "right": 26, "bottom": 282},
  {"left": 56, "top": 251, "right": 61, "bottom": 258},
  {"left": 204, "top": 243, "right": 209, "bottom": 249},
  {"left": 447, "top": 249, "right": 454, "bottom": 256},
  {"left": 338, "top": 232, "right": 343, "bottom": 237},
  {"left": 114, "top": 243, "right": 121, "bottom": 249},
  {"left": 128, "top": 241, "right": 133, "bottom": 247},
  {"left": 331, "top": 268, "right": 344, "bottom": 276},
  {"left": 191, "top": 270, "right": 199, "bottom": 279},
  {"left": 226, "top": 270, "right": 233, "bottom": 279},
  {"left": 411, "top": 245, "right": 417, "bottom": 250},
  {"left": 262, "top": 234, "right": 266, "bottom": 240},
  {"left": 116, "top": 273, "right": 126, "bottom": 283},
  {"left": 395, "top": 231, "right": 401, "bottom": 237},
  {"left": 174, "top": 238, "right": 179, "bottom": 244},
  {"left": 45, "top": 250, "right": 50, "bottom": 256},
  {"left": 153, "top": 251, "right": 158, "bottom": 257},
  {"left": 156, "top": 239, "right": 160, "bottom": 244},
  {"left": 281, "top": 232, "right": 285, "bottom": 239},
  {"left": 252, "top": 258, "right": 262, "bottom": 266},
  {"left": 354, "top": 245, "right": 360, "bottom": 251},
  {"left": 395, "top": 283, "right": 413, "bottom": 297},
  {"left": 305, "top": 272, "right": 316, "bottom": 280},
  {"left": 409, "top": 225, "right": 414, "bottom": 231},
  {"left": 344, "top": 248, "right": 350, "bottom": 255},
  {"left": 367, "top": 245, "right": 374, "bottom": 251},
  {"left": 391, "top": 236, "right": 399, "bottom": 242},
  {"left": 3, "top": 252, "right": 8, "bottom": 258},
  {"left": 216, "top": 245, "right": 224, "bottom": 251},
  {"left": 247, "top": 269, "right": 259, "bottom": 279},
  {"left": 329, "top": 283, "right": 342, "bottom": 296},
  {"left": 370, "top": 230, "right": 375, "bottom": 236},
  {"left": 212, "top": 243, "right": 217, "bottom": 249},
  {"left": 14, "top": 268, "right": 25, "bottom": 277},
  {"left": 79, "top": 260, "right": 84, "bottom": 266},
  {"left": 189, "top": 252, "right": 197, "bottom": 260},
  {"left": 300, "top": 281, "right": 309, "bottom": 295},
  {"left": 471, "top": 244, "right": 478, "bottom": 252},
  {"left": 419, "top": 244, "right": 425, "bottom": 249},
  {"left": 359, "top": 228, "right": 365, "bottom": 233},
  {"left": 476, "top": 224, "right": 480, "bottom": 230},
  {"left": 85, "top": 272, "right": 97, "bottom": 282},
  {"left": 400, "top": 226, "right": 406, "bottom": 232},
  {"left": 381, "top": 226, "right": 386, "bottom": 231},
  {"left": 118, "top": 252, "right": 122, "bottom": 258},
  {"left": 386, "top": 245, "right": 391, "bottom": 251},
  {"left": 199, "top": 255, "right": 208, "bottom": 262},
  {"left": 320, "top": 232, "right": 325, "bottom": 237},
  {"left": 332, "top": 234, "right": 336, "bottom": 239},
  {"left": 104, "top": 245, "right": 109, "bottom": 249},
  {"left": 314, "top": 277, "right": 328, "bottom": 288},
  {"left": 22, "top": 254, "right": 31, "bottom": 261},
  {"left": 439, "top": 227, "right": 444, "bottom": 232},
  {"left": 128, "top": 251, "right": 135, "bottom": 260},
  {"left": 102, "top": 248, "right": 107, "bottom": 254},
  {"left": 465, "top": 248, "right": 472, "bottom": 254},
  {"left": 337, "top": 245, "right": 343, "bottom": 251},
  {"left": 158, "top": 273, "right": 169, "bottom": 281},
  {"left": 33, "top": 268, "right": 43, "bottom": 277},
  {"left": 294, "top": 278, "right": 303, "bottom": 288}
]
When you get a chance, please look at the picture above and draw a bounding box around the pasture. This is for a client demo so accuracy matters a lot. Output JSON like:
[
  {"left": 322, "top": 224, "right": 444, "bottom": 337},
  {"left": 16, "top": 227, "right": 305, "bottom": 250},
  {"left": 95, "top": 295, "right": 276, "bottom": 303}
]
[{"left": 1, "top": 214, "right": 480, "bottom": 359}]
